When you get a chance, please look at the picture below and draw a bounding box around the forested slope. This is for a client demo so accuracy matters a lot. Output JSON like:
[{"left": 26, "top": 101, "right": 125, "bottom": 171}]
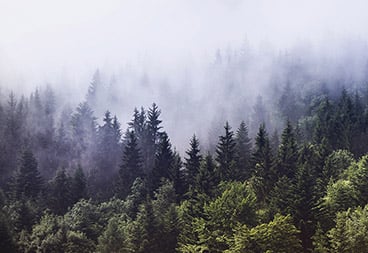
[{"left": 2, "top": 80, "right": 368, "bottom": 252}]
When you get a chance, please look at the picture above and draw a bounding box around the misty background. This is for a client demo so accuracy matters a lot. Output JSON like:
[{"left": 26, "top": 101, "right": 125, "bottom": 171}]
[{"left": 1, "top": 0, "right": 368, "bottom": 152}]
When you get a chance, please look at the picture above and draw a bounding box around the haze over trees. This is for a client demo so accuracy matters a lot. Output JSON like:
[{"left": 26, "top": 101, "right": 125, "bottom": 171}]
[{"left": 2, "top": 52, "right": 368, "bottom": 252}]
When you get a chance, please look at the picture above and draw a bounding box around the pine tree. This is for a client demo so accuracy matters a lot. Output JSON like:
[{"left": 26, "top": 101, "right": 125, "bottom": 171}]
[
  {"left": 144, "top": 103, "right": 163, "bottom": 173},
  {"left": 216, "top": 122, "right": 237, "bottom": 181},
  {"left": 86, "top": 69, "right": 102, "bottom": 109},
  {"left": 184, "top": 135, "right": 202, "bottom": 188},
  {"left": 48, "top": 168, "right": 72, "bottom": 215},
  {"left": 14, "top": 149, "right": 43, "bottom": 200},
  {"left": 194, "top": 153, "right": 217, "bottom": 197},
  {"left": 276, "top": 120, "right": 298, "bottom": 179},
  {"left": 71, "top": 102, "right": 97, "bottom": 157},
  {"left": 71, "top": 165, "right": 87, "bottom": 203},
  {"left": 251, "top": 123, "right": 273, "bottom": 202},
  {"left": 118, "top": 130, "right": 143, "bottom": 198},
  {"left": 235, "top": 121, "right": 252, "bottom": 180},
  {"left": 150, "top": 132, "right": 174, "bottom": 192}
]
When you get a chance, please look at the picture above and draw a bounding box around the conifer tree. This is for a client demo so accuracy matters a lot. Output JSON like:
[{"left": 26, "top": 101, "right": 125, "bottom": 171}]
[
  {"left": 276, "top": 120, "right": 298, "bottom": 179},
  {"left": 150, "top": 132, "right": 174, "bottom": 192},
  {"left": 48, "top": 168, "right": 72, "bottom": 215},
  {"left": 235, "top": 121, "right": 252, "bottom": 180},
  {"left": 216, "top": 122, "right": 237, "bottom": 181},
  {"left": 14, "top": 149, "right": 43, "bottom": 200},
  {"left": 184, "top": 135, "right": 202, "bottom": 188},
  {"left": 144, "top": 103, "right": 163, "bottom": 172},
  {"left": 194, "top": 153, "right": 217, "bottom": 197},
  {"left": 118, "top": 130, "right": 143, "bottom": 198},
  {"left": 71, "top": 165, "right": 87, "bottom": 203},
  {"left": 251, "top": 123, "right": 273, "bottom": 201}
]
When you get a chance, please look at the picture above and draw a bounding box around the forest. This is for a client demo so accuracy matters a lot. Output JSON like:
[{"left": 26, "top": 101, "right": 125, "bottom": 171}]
[{"left": 2, "top": 58, "right": 368, "bottom": 253}]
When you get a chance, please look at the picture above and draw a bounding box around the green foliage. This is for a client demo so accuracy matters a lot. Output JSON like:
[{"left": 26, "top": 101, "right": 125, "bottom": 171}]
[
  {"left": 227, "top": 214, "right": 302, "bottom": 253},
  {"left": 216, "top": 122, "right": 237, "bottom": 181},
  {"left": 14, "top": 149, "right": 43, "bottom": 200},
  {"left": 185, "top": 134, "right": 202, "bottom": 189},
  {"left": 64, "top": 199, "right": 103, "bottom": 242},
  {"left": 150, "top": 132, "right": 175, "bottom": 192},
  {"left": 181, "top": 181, "right": 257, "bottom": 252},
  {"left": 251, "top": 123, "right": 273, "bottom": 202},
  {"left": 23, "top": 212, "right": 95, "bottom": 253},
  {"left": 276, "top": 120, "right": 298, "bottom": 179},
  {"left": 118, "top": 130, "right": 143, "bottom": 199},
  {"left": 328, "top": 205, "right": 368, "bottom": 253},
  {"left": 96, "top": 216, "right": 128, "bottom": 253},
  {"left": 235, "top": 121, "right": 252, "bottom": 180}
]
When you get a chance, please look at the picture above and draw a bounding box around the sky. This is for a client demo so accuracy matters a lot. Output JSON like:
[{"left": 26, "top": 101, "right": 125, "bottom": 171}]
[
  {"left": 1, "top": 0, "right": 368, "bottom": 152},
  {"left": 1, "top": 0, "right": 368, "bottom": 90}
]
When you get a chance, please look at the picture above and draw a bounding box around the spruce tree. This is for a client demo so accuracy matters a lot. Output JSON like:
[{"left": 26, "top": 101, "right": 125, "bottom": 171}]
[
  {"left": 216, "top": 122, "right": 237, "bottom": 181},
  {"left": 150, "top": 132, "right": 174, "bottom": 192},
  {"left": 276, "top": 120, "right": 298, "bottom": 179},
  {"left": 251, "top": 123, "right": 273, "bottom": 202},
  {"left": 235, "top": 121, "right": 252, "bottom": 180},
  {"left": 71, "top": 165, "right": 87, "bottom": 203},
  {"left": 184, "top": 135, "right": 202, "bottom": 188},
  {"left": 118, "top": 130, "right": 143, "bottom": 198},
  {"left": 48, "top": 168, "right": 72, "bottom": 215},
  {"left": 195, "top": 153, "right": 217, "bottom": 197},
  {"left": 143, "top": 103, "right": 163, "bottom": 173},
  {"left": 251, "top": 123, "right": 273, "bottom": 180},
  {"left": 14, "top": 149, "right": 43, "bottom": 200}
]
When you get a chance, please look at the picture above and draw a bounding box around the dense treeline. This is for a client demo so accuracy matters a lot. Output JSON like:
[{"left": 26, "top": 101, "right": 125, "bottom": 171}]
[{"left": 2, "top": 77, "right": 368, "bottom": 252}]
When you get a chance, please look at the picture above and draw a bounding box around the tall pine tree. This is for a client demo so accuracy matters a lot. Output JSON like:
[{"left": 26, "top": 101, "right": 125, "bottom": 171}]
[{"left": 216, "top": 122, "right": 237, "bottom": 181}]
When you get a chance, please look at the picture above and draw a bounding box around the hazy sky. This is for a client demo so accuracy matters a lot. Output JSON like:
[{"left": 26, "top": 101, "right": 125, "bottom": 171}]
[{"left": 1, "top": 0, "right": 368, "bottom": 88}]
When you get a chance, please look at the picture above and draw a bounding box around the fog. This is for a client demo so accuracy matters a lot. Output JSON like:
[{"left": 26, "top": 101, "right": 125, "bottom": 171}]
[{"left": 1, "top": 0, "right": 368, "bottom": 151}]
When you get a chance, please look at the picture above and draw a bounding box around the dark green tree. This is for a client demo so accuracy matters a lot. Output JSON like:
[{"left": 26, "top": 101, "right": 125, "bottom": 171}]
[
  {"left": 276, "top": 120, "right": 298, "bottom": 179},
  {"left": 216, "top": 122, "right": 237, "bottom": 181},
  {"left": 14, "top": 149, "right": 43, "bottom": 200},
  {"left": 235, "top": 121, "right": 252, "bottom": 180},
  {"left": 118, "top": 130, "right": 143, "bottom": 199},
  {"left": 250, "top": 123, "right": 273, "bottom": 202},
  {"left": 71, "top": 165, "right": 87, "bottom": 203},
  {"left": 150, "top": 132, "right": 174, "bottom": 192},
  {"left": 48, "top": 168, "right": 73, "bottom": 215},
  {"left": 184, "top": 135, "right": 202, "bottom": 189}
]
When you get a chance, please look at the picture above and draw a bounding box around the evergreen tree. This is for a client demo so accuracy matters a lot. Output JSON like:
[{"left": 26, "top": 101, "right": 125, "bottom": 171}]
[
  {"left": 118, "top": 130, "right": 143, "bottom": 198},
  {"left": 250, "top": 123, "right": 273, "bottom": 201},
  {"left": 184, "top": 135, "right": 202, "bottom": 189},
  {"left": 14, "top": 149, "right": 43, "bottom": 200},
  {"left": 235, "top": 121, "right": 252, "bottom": 180},
  {"left": 48, "top": 168, "right": 72, "bottom": 215},
  {"left": 94, "top": 111, "right": 121, "bottom": 197},
  {"left": 194, "top": 153, "right": 217, "bottom": 197},
  {"left": 71, "top": 165, "right": 87, "bottom": 203},
  {"left": 150, "top": 132, "right": 174, "bottom": 192},
  {"left": 71, "top": 102, "right": 97, "bottom": 158},
  {"left": 86, "top": 69, "right": 102, "bottom": 109},
  {"left": 216, "top": 122, "right": 237, "bottom": 181},
  {"left": 276, "top": 120, "right": 298, "bottom": 179}
]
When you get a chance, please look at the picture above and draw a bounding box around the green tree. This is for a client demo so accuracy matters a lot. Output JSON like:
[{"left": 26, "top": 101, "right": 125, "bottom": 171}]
[
  {"left": 48, "top": 168, "right": 73, "bottom": 215},
  {"left": 235, "top": 121, "right": 252, "bottom": 180},
  {"left": 276, "top": 120, "right": 298, "bottom": 179},
  {"left": 250, "top": 123, "right": 273, "bottom": 202},
  {"left": 196, "top": 181, "right": 257, "bottom": 252},
  {"left": 328, "top": 205, "right": 368, "bottom": 253},
  {"left": 216, "top": 122, "right": 237, "bottom": 181},
  {"left": 184, "top": 135, "right": 202, "bottom": 189},
  {"left": 14, "top": 149, "right": 43, "bottom": 200},
  {"left": 150, "top": 132, "right": 174, "bottom": 192},
  {"left": 71, "top": 165, "right": 87, "bottom": 203},
  {"left": 118, "top": 130, "right": 143, "bottom": 199},
  {"left": 228, "top": 214, "right": 302, "bottom": 253}
]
